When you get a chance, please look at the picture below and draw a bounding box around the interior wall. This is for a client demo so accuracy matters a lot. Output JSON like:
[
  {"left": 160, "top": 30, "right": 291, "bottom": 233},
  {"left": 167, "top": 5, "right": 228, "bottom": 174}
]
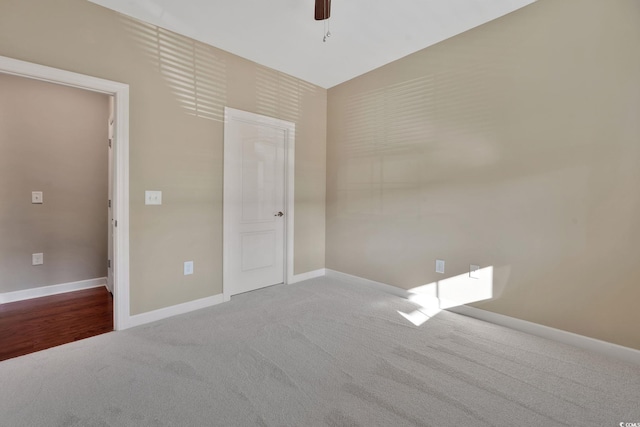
[
  {"left": 0, "top": 0, "right": 326, "bottom": 314},
  {"left": 326, "top": 0, "right": 640, "bottom": 349},
  {"left": 0, "top": 73, "right": 109, "bottom": 293}
]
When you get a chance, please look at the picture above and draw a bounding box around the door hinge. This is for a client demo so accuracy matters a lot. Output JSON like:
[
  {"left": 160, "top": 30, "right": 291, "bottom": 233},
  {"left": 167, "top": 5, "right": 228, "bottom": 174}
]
[
  {"left": 114, "top": 220, "right": 118, "bottom": 227},
  {"left": 108, "top": 139, "right": 112, "bottom": 148},
  {"left": 108, "top": 259, "right": 111, "bottom": 269},
  {"left": 108, "top": 199, "right": 111, "bottom": 208}
]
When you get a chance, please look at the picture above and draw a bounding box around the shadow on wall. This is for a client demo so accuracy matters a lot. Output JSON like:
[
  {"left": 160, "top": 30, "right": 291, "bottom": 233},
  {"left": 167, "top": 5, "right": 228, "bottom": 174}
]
[
  {"left": 398, "top": 266, "right": 495, "bottom": 326},
  {"left": 121, "top": 14, "right": 323, "bottom": 126},
  {"left": 329, "top": 49, "right": 593, "bottom": 311},
  {"left": 121, "top": 15, "right": 227, "bottom": 122}
]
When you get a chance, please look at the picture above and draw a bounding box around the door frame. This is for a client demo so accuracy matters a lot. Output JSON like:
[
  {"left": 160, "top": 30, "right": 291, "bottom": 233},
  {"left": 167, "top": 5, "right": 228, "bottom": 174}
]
[
  {"left": 0, "top": 55, "right": 131, "bottom": 330},
  {"left": 222, "top": 107, "right": 295, "bottom": 301}
]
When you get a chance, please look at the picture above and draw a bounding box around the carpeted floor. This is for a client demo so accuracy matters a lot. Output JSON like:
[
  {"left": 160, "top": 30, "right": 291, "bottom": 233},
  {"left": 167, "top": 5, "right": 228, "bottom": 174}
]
[{"left": 0, "top": 276, "right": 638, "bottom": 426}]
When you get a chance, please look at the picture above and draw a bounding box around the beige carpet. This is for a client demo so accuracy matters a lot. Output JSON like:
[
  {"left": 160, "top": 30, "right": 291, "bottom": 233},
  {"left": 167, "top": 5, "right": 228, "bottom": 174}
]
[{"left": 0, "top": 276, "right": 638, "bottom": 426}]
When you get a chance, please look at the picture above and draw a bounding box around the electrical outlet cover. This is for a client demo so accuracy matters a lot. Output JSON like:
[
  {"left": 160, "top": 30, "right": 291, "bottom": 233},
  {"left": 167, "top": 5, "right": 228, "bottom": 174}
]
[
  {"left": 435, "top": 259, "right": 445, "bottom": 274},
  {"left": 32, "top": 191, "right": 43, "bottom": 204},
  {"left": 470, "top": 264, "right": 480, "bottom": 279},
  {"left": 184, "top": 261, "right": 194, "bottom": 275},
  {"left": 32, "top": 253, "right": 44, "bottom": 265}
]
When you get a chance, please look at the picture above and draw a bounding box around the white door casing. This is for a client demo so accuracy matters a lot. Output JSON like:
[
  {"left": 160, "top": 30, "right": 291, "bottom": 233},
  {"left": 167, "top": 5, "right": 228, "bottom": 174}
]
[
  {"left": 106, "top": 96, "right": 115, "bottom": 294},
  {"left": 223, "top": 107, "right": 295, "bottom": 301},
  {"left": 0, "top": 55, "right": 131, "bottom": 330}
]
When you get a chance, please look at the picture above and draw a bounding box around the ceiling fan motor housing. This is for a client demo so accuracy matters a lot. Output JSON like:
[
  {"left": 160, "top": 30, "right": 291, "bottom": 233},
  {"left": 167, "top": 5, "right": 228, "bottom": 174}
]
[{"left": 315, "top": 0, "right": 331, "bottom": 20}]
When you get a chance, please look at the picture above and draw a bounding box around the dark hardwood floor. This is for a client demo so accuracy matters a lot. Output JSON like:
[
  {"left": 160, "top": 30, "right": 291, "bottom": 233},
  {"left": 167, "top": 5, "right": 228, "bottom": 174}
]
[{"left": 0, "top": 287, "right": 113, "bottom": 362}]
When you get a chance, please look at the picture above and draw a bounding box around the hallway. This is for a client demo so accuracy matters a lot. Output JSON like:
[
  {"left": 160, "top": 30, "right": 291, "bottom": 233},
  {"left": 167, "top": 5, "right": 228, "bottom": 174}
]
[{"left": 0, "top": 287, "right": 112, "bottom": 361}]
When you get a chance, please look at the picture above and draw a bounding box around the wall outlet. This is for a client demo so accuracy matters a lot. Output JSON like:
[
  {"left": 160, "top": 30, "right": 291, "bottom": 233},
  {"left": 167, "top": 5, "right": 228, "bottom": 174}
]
[
  {"left": 32, "top": 191, "right": 43, "bottom": 204},
  {"left": 145, "top": 190, "right": 162, "bottom": 205},
  {"left": 435, "top": 259, "right": 445, "bottom": 274},
  {"left": 184, "top": 261, "right": 194, "bottom": 275},
  {"left": 32, "top": 253, "right": 44, "bottom": 265},
  {"left": 470, "top": 264, "right": 480, "bottom": 279}
]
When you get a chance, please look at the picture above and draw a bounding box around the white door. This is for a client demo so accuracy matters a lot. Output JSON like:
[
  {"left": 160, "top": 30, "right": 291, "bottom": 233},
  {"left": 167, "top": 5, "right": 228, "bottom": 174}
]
[
  {"left": 223, "top": 108, "right": 293, "bottom": 299},
  {"left": 106, "top": 96, "right": 114, "bottom": 294}
]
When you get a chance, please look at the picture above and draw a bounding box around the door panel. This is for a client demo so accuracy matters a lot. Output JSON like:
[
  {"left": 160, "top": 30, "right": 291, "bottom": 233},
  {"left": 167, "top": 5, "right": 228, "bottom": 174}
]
[
  {"left": 224, "top": 110, "right": 289, "bottom": 298},
  {"left": 241, "top": 231, "right": 276, "bottom": 271},
  {"left": 242, "top": 138, "right": 279, "bottom": 222}
]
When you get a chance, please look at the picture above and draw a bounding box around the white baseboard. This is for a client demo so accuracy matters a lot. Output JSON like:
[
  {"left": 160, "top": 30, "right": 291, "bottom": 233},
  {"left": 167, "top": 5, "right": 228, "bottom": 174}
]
[
  {"left": 325, "top": 269, "right": 411, "bottom": 298},
  {"left": 290, "top": 268, "right": 326, "bottom": 284},
  {"left": 325, "top": 268, "right": 640, "bottom": 366},
  {"left": 447, "top": 305, "right": 640, "bottom": 366},
  {"left": 126, "top": 293, "right": 225, "bottom": 329},
  {"left": 0, "top": 277, "right": 106, "bottom": 304}
]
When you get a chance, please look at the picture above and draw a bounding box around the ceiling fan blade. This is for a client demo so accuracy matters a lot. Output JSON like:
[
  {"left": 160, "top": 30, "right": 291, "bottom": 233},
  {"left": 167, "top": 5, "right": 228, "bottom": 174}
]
[{"left": 314, "top": 0, "right": 331, "bottom": 20}]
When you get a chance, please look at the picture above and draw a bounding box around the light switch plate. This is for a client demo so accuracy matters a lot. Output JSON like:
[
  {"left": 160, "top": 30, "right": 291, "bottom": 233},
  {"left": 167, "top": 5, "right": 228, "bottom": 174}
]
[
  {"left": 32, "top": 253, "right": 43, "bottom": 265},
  {"left": 184, "top": 261, "right": 194, "bottom": 275},
  {"left": 32, "top": 191, "right": 43, "bottom": 204},
  {"left": 145, "top": 190, "right": 162, "bottom": 205},
  {"left": 435, "top": 259, "right": 445, "bottom": 274}
]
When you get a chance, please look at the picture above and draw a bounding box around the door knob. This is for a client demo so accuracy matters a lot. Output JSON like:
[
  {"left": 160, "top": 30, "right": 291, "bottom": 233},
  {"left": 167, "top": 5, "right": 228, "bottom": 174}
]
[{"left": 275, "top": 211, "right": 284, "bottom": 217}]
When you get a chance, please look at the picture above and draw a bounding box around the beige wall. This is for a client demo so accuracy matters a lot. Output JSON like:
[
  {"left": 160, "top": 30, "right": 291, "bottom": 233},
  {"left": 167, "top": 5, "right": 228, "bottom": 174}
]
[
  {"left": 4, "top": 0, "right": 636, "bottom": 352},
  {"left": 0, "top": 0, "right": 326, "bottom": 314},
  {"left": 327, "top": 0, "right": 640, "bottom": 349},
  {"left": 0, "top": 73, "right": 109, "bottom": 293}
]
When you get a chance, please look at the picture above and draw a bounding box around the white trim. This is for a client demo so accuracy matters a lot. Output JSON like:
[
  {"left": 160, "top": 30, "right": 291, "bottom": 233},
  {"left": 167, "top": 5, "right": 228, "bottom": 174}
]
[
  {"left": 127, "top": 294, "right": 225, "bottom": 328},
  {"left": 0, "top": 278, "right": 106, "bottom": 304},
  {"left": 112, "top": 84, "right": 130, "bottom": 331},
  {"left": 325, "top": 269, "right": 411, "bottom": 298},
  {"left": 290, "top": 268, "right": 326, "bottom": 284},
  {"left": 447, "top": 305, "right": 640, "bottom": 366},
  {"left": 222, "top": 107, "right": 295, "bottom": 302},
  {"left": 326, "top": 269, "right": 640, "bottom": 365},
  {"left": 0, "top": 55, "right": 131, "bottom": 331},
  {"left": 285, "top": 121, "right": 295, "bottom": 286}
]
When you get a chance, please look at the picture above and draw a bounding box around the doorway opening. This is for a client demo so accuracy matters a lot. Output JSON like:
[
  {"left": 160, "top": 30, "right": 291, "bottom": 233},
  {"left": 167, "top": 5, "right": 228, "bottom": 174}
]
[{"left": 0, "top": 55, "right": 130, "bottom": 331}]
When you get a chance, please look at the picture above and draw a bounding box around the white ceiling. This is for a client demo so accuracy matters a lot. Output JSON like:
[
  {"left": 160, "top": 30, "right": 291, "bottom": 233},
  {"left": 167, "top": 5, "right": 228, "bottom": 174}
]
[{"left": 88, "top": 0, "right": 536, "bottom": 88}]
